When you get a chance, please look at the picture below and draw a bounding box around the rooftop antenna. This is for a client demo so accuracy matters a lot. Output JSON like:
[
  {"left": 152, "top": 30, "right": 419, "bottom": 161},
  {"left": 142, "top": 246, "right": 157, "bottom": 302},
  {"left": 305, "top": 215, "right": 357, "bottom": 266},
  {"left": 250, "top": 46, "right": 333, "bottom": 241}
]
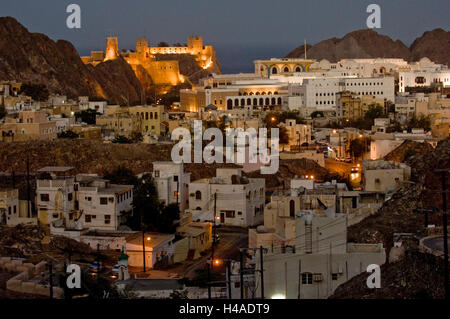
[{"left": 304, "top": 39, "right": 307, "bottom": 60}]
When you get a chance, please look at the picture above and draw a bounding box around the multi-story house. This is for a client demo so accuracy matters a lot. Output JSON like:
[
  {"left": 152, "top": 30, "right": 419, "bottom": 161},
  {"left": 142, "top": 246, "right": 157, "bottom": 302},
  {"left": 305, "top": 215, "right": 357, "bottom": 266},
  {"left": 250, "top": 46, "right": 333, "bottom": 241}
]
[
  {"left": 187, "top": 168, "right": 265, "bottom": 227},
  {"left": 151, "top": 162, "right": 191, "bottom": 213},
  {"left": 36, "top": 167, "right": 133, "bottom": 232}
]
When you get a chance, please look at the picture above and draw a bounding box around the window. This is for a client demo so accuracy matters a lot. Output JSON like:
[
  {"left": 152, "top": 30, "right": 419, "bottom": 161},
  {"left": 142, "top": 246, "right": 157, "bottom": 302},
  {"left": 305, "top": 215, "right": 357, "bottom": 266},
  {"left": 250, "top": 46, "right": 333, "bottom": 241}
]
[
  {"left": 154, "top": 170, "right": 160, "bottom": 177},
  {"left": 105, "top": 215, "right": 111, "bottom": 224},
  {"left": 85, "top": 196, "right": 92, "bottom": 201},
  {"left": 85, "top": 215, "right": 91, "bottom": 223},
  {"left": 301, "top": 273, "right": 313, "bottom": 285},
  {"left": 100, "top": 197, "right": 108, "bottom": 205},
  {"left": 224, "top": 210, "right": 235, "bottom": 218},
  {"left": 195, "top": 191, "right": 202, "bottom": 200},
  {"left": 40, "top": 194, "right": 49, "bottom": 202},
  {"left": 332, "top": 273, "right": 338, "bottom": 281},
  {"left": 173, "top": 175, "right": 178, "bottom": 182},
  {"left": 68, "top": 193, "right": 73, "bottom": 201}
]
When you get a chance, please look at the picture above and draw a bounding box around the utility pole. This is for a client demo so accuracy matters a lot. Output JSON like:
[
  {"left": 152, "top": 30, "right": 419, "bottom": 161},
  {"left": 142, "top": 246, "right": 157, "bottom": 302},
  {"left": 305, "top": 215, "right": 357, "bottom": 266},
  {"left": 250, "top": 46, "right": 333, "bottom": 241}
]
[
  {"left": 240, "top": 249, "right": 244, "bottom": 299},
  {"left": 141, "top": 211, "right": 146, "bottom": 273},
  {"left": 260, "top": 246, "right": 264, "bottom": 299},
  {"left": 48, "top": 262, "right": 53, "bottom": 299},
  {"left": 207, "top": 193, "right": 218, "bottom": 299},
  {"left": 213, "top": 192, "right": 217, "bottom": 248},
  {"left": 226, "top": 261, "right": 232, "bottom": 299},
  {"left": 437, "top": 169, "right": 449, "bottom": 299},
  {"left": 176, "top": 180, "right": 179, "bottom": 207},
  {"left": 207, "top": 259, "right": 211, "bottom": 299},
  {"left": 26, "top": 156, "right": 31, "bottom": 218}
]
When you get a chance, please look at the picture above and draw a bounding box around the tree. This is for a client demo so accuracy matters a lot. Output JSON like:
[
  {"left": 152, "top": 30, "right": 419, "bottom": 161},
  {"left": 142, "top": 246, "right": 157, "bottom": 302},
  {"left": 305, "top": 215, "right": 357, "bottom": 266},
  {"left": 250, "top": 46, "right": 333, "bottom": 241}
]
[
  {"left": 111, "top": 135, "right": 132, "bottom": 144},
  {"left": 0, "top": 106, "right": 6, "bottom": 120},
  {"left": 311, "top": 111, "right": 324, "bottom": 118},
  {"left": 406, "top": 114, "right": 431, "bottom": 132},
  {"left": 364, "top": 104, "right": 385, "bottom": 121},
  {"left": 279, "top": 126, "right": 289, "bottom": 146},
  {"left": 156, "top": 203, "right": 180, "bottom": 233},
  {"left": 349, "top": 138, "right": 366, "bottom": 159},
  {"left": 170, "top": 289, "right": 189, "bottom": 299},
  {"left": 104, "top": 165, "right": 139, "bottom": 187},
  {"left": 57, "top": 130, "right": 79, "bottom": 139},
  {"left": 386, "top": 120, "right": 403, "bottom": 133},
  {"left": 19, "top": 83, "right": 49, "bottom": 101},
  {"left": 130, "top": 131, "right": 143, "bottom": 143},
  {"left": 75, "top": 109, "right": 99, "bottom": 125},
  {"left": 132, "top": 173, "right": 161, "bottom": 230}
]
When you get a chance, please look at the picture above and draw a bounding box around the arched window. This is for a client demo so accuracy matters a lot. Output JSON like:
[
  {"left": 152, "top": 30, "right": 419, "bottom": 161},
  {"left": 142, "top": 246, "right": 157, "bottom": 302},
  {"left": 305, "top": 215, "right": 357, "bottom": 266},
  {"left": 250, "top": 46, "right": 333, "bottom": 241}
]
[
  {"left": 289, "top": 200, "right": 295, "bottom": 217},
  {"left": 295, "top": 66, "right": 301, "bottom": 72},
  {"left": 267, "top": 91, "right": 272, "bottom": 95},
  {"left": 247, "top": 98, "right": 251, "bottom": 105},
  {"left": 259, "top": 98, "right": 264, "bottom": 105},
  {"left": 227, "top": 99, "right": 233, "bottom": 110},
  {"left": 283, "top": 66, "right": 289, "bottom": 73},
  {"left": 271, "top": 67, "right": 278, "bottom": 74},
  {"left": 241, "top": 99, "right": 245, "bottom": 107},
  {"left": 255, "top": 92, "right": 260, "bottom": 95},
  {"left": 234, "top": 99, "right": 239, "bottom": 107},
  {"left": 265, "top": 97, "right": 270, "bottom": 105},
  {"left": 271, "top": 97, "right": 276, "bottom": 105},
  {"left": 195, "top": 191, "right": 202, "bottom": 200},
  {"left": 277, "top": 97, "right": 282, "bottom": 105},
  {"left": 253, "top": 98, "right": 258, "bottom": 106}
]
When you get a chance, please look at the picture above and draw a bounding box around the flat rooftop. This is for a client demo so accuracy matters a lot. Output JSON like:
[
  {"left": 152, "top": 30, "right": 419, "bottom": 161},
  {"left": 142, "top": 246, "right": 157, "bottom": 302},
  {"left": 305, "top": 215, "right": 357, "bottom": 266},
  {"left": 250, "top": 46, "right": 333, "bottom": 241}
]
[{"left": 36, "top": 166, "right": 74, "bottom": 173}]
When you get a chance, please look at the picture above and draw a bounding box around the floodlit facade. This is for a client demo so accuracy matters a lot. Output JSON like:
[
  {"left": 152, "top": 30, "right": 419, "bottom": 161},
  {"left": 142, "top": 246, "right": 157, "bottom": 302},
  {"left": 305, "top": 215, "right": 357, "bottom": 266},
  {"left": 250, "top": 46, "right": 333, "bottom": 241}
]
[{"left": 187, "top": 168, "right": 265, "bottom": 227}]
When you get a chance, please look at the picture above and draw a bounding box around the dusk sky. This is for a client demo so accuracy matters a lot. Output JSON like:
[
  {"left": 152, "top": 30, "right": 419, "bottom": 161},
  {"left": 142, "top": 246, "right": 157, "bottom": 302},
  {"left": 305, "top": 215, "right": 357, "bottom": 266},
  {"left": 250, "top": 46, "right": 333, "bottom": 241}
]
[{"left": 2, "top": 0, "right": 450, "bottom": 72}]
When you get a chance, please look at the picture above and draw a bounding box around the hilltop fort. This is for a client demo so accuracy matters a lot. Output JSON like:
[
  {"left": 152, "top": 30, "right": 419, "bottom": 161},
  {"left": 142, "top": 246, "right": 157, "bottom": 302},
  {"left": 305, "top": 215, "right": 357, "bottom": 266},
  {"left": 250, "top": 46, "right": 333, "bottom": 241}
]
[{"left": 81, "top": 36, "right": 218, "bottom": 87}]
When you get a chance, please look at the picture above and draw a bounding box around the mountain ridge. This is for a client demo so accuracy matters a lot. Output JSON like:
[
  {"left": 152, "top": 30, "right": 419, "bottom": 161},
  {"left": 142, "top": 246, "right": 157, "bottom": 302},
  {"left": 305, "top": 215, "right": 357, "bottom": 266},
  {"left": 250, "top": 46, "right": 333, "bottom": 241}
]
[{"left": 286, "top": 28, "right": 450, "bottom": 67}]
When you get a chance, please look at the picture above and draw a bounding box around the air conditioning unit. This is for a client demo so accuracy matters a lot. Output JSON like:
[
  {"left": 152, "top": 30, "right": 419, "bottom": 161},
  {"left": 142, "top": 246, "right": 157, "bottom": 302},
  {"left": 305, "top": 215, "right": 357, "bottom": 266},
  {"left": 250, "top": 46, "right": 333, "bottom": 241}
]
[{"left": 313, "top": 273, "right": 323, "bottom": 282}]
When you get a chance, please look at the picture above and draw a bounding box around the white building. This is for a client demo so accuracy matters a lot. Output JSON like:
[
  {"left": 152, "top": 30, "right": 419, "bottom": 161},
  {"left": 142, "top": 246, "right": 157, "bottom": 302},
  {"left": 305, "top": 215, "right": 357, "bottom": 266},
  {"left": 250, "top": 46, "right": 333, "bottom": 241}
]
[
  {"left": 151, "top": 162, "right": 191, "bottom": 213},
  {"left": 79, "top": 100, "right": 107, "bottom": 114},
  {"left": 254, "top": 211, "right": 386, "bottom": 299},
  {"left": 76, "top": 174, "right": 133, "bottom": 231},
  {"left": 36, "top": 167, "right": 133, "bottom": 232},
  {"left": 187, "top": 168, "right": 265, "bottom": 227},
  {"left": 288, "top": 76, "right": 394, "bottom": 114}
]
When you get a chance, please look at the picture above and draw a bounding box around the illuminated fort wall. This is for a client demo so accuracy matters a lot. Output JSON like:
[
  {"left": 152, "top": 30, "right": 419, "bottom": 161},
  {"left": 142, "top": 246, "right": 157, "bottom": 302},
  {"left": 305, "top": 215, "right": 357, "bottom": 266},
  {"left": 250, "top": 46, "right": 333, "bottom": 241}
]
[{"left": 82, "top": 36, "right": 215, "bottom": 86}]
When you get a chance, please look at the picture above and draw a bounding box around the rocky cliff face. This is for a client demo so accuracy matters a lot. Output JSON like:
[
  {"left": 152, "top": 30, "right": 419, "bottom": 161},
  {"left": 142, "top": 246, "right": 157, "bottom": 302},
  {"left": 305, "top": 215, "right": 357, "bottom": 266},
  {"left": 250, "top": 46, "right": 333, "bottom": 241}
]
[
  {"left": 0, "top": 17, "right": 143, "bottom": 104},
  {"left": 410, "top": 28, "right": 450, "bottom": 68},
  {"left": 286, "top": 28, "right": 450, "bottom": 66}
]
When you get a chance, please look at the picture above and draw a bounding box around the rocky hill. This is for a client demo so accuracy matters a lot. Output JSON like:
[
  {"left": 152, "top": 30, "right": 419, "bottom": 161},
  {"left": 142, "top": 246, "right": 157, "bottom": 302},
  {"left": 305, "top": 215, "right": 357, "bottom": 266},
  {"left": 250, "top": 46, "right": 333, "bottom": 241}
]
[
  {"left": 331, "top": 138, "right": 450, "bottom": 299},
  {"left": 0, "top": 140, "right": 330, "bottom": 194},
  {"left": 286, "top": 28, "right": 450, "bottom": 67},
  {"left": 330, "top": 250, "right": 446, "bottom": 299},
  {"left": 347, "top": 138, "right": 450, "bottom": 252},
  {"left": 384, "top": 140, "right": 433, "bottom": 163},
  {"left": 0, "top": 17, "right": 143, "bottom": 104},
  {"left": 410, "top": 28, "right": 450, "bottom": 68}
]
